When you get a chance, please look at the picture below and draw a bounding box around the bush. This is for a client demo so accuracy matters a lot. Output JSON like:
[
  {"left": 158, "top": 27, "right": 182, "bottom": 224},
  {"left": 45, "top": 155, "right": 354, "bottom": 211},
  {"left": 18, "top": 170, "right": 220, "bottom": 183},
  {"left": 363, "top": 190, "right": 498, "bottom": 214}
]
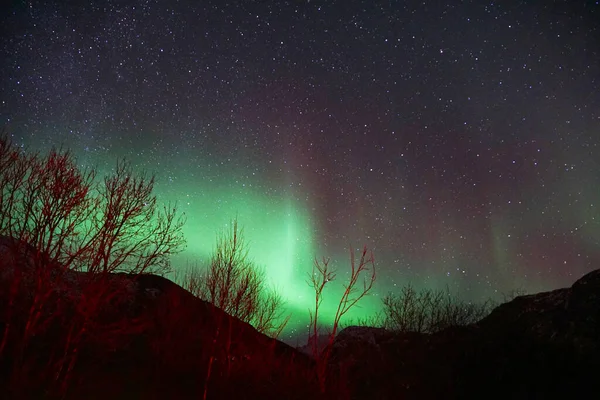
[{"left": 382, "top": 284, "right": 492, "bottom": 333}]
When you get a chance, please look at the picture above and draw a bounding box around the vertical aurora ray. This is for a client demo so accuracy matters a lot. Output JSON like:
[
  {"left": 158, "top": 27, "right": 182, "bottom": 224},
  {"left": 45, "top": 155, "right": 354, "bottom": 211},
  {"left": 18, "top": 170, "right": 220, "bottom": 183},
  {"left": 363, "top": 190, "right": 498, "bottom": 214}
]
[
  {"left": 21, "top": 131, "right": 386, "bottom": 339},
  {"left": 154, "top": 176, "right": 327, "bottom": 335},
  {"left": 490, "top": 213, "right": 515, "bottom": 285},
  {"left": 161, "top": 185, "right": 384, "bottom": 336}
]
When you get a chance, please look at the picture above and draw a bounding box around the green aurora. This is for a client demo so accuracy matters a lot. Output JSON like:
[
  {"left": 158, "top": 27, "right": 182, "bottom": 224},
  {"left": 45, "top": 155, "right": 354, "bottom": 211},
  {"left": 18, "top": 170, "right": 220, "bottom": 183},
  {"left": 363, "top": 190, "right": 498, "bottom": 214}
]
[
  {"left": 18, "top": 130, "right": 599, "bottom": 341},
  {"left": 22, "top": 133, "right": 384, "bottom": 340},
  {"left": 155, "top": 179, "right": 382, "bottom": 338}
]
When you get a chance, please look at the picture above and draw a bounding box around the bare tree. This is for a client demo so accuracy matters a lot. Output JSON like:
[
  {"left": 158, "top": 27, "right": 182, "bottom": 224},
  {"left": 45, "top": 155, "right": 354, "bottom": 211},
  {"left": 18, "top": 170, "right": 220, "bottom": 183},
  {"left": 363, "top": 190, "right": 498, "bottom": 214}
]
[
  {"left": 81, "top": 160, "right": 185, "bottom": 275},
  {"left": 180, "top": 219, "right": 288, "bottom": 400},
  {"left": 307, "top": 246, "right": 376, "bottom": 392},
  {"left": 382, "top": 285, "right": 492, "bottom": 334},
  {"left": 0, "top": 135, "right": 185, "bottom": 275},
  {"left": 0, "top": 141, "right": 100, "bottom": 393},
  {"left": 0, "top": 134, "right": 186, "bottom": 396},
  {"left": 181, "top": 219, "right": 288, "bottom": 336}
]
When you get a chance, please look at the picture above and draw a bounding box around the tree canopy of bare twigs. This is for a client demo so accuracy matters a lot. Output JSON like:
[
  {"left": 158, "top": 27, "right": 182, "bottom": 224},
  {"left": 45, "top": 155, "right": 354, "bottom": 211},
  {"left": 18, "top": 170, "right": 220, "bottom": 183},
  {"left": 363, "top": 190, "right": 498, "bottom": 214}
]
[
  {"left": 0, "top": 133, "right": 186, "bottom": 395},
  {"left": 382, "top": 284, "right": 493, "bottom": 334},
  {"left": 307, "top": 246, "right": 376, "bottom": 391},
  {"left": 0, "top": 134, "right": 186, "bottom": 276},
  {"left": 182, "top": 219, "right": 288, "bottom": 337}
]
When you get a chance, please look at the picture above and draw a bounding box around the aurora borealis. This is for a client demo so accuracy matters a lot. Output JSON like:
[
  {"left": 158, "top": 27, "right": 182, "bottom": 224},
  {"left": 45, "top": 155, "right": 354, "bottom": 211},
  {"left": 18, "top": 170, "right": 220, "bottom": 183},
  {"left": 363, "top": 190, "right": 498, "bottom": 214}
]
[{"left": 1, "top": 1, "right": 599, "bottom": 343}]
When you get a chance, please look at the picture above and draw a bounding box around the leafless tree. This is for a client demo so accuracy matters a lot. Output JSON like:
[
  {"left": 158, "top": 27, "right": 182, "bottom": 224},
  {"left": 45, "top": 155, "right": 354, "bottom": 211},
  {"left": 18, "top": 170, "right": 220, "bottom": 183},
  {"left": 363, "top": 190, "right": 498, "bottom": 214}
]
[
  {"left": 307, "top": 246, "right": 376, "bottom": 392},
  {"left": 382, "top": 284, "right": 492, "bottom": 334},
  {"left": 180, "top": 219, "right": 288, "bottom": 400},
  {"left": 0, "top": 133, "right": 186, "bottom": 396},
  {"left": 182, "top": 219, "right": 288, "bottom": 337}
]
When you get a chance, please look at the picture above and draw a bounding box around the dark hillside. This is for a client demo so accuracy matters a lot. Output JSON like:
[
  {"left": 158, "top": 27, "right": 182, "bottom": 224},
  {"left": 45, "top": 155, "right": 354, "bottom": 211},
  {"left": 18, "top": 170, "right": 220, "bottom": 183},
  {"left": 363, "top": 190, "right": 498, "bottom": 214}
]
[
  {"left": 0, "top": 236, "right": 316, "bottom": 399},
  {"left": 327, "top": 268, "right": 600, "bottom": 399},
  {"left": 2, "top": 235, "right": 600, "bottom": 399}
]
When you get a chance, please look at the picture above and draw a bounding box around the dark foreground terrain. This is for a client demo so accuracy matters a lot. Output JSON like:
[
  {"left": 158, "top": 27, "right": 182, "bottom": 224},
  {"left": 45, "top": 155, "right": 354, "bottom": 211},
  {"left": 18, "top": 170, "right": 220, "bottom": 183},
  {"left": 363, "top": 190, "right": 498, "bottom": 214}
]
[
  {"left": 1, "top": 236, "right": 599, "bottom": 399},
  {"left": 328, "top": 268, "right": 600, "bottom": 399}
]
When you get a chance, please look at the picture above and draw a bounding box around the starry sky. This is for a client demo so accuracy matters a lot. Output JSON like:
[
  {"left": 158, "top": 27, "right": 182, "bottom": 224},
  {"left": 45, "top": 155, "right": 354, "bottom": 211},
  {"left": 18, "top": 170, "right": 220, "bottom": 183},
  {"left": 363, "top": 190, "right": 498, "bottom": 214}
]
[{"left": 1, "top": 0, "right": 599, "bottom": 341}]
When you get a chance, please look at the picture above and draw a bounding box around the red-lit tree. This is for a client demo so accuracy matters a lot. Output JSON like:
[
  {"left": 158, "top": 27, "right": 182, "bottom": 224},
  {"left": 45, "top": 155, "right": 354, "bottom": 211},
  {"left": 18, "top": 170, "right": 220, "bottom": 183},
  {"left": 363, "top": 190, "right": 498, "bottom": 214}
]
[
  {"left": 180, "top": 219, "right": 288, "bottom": 399},
  {"left": 307, "top": 246, "right": 376, "bottom": 392},
  {"left": 183, "top": 219, "right": 287, "bottom": 336},
  {"left": 0, "top": 133, "right": 186, "bottom": 396}
]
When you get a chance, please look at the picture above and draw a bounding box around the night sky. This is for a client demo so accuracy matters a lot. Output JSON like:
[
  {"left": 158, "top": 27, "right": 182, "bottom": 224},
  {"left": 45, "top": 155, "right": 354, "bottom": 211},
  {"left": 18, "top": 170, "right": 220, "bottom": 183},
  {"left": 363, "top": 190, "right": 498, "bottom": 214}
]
[{"left": 1, "top": 0, "right": 599, "bottom": 341}]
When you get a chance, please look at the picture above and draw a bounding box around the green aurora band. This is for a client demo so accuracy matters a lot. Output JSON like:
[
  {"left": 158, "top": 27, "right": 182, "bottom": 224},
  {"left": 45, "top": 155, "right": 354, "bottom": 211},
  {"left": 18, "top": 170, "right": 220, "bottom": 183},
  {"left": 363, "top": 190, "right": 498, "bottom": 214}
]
[
  {"left": 149, "top": 171, "right": 381, "bottom": 337},
  {"left": 24, "top": 133, "right": 383, "bottom": 340},
  {"left": 155, "top": 179, "right": 382, "bottom": 338}
]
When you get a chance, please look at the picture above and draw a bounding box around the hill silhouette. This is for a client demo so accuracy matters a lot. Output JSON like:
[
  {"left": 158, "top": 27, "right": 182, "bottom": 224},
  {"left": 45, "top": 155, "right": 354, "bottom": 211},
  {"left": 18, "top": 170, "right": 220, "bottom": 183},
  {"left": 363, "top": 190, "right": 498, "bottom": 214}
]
[
  {"left": 1, "top": 235, "right": 600, "bottom": 399},
  {"left": 0, "top": 235, "right": 316, "bottom": 399},
  {"left": 326, "top": 268, "right": 600, "bottom": 399}
]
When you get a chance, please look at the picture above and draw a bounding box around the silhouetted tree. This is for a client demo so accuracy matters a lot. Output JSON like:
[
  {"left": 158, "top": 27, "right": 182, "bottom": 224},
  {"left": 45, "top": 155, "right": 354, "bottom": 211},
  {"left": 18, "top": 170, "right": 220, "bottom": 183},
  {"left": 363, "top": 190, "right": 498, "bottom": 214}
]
[
  {"left": 307, "top": 246, "right": 376, "bottom": 392},
  {"left": 180, "top": 219, "right": 288, "bottom": 400},
  {"left": 182, "top": 219, "right": 288, "bottom": 336},
  {"left": 382, "top": 284, "right": 492, "bottom": 333},
  {"left": 0, "top": 133, "right": 186, "bottom": 396}
]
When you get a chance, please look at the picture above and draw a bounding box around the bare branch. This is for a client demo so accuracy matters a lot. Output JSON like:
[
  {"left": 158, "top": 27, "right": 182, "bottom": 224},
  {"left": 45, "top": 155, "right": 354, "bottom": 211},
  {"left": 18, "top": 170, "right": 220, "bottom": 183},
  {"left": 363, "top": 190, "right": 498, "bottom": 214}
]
[
  {"left": 181, "top": 218, "right": 287, "bottom": 337},
  {"left": 307, "top": 245, "right": 376, "bottom": 392}
]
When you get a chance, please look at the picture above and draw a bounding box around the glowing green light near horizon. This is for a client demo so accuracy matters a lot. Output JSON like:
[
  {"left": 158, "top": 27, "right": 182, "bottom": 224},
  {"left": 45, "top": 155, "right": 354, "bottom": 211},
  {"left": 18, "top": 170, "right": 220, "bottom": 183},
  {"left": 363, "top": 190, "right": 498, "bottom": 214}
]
[
  {"left": 154, "top": 178, "right": 383, "bottom": 337},
  {"left": 25, "top": 137, "right": 384, "bottom": 339},
  {"left": 153, "top": 179, "right": 318, "bottom": 333}
]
